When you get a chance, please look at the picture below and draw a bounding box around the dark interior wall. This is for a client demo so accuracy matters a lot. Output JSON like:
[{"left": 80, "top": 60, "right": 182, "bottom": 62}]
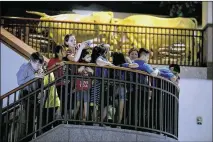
[{"left": 1, "top": 1, "right": 202, "bottom": 25}]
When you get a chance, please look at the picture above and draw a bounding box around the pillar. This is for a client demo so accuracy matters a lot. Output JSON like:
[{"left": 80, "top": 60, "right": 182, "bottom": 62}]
[{"left": 202, "top": 2, "right": 213, "bottom": 79}]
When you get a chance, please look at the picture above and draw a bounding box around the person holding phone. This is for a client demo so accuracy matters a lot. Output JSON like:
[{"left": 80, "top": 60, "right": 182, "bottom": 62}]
[
  {"left": 16, "top": 52, "right": 45, "bottom": 141},
  {"left": 63, "top": 34, "right": 93, "bottom": 62}
]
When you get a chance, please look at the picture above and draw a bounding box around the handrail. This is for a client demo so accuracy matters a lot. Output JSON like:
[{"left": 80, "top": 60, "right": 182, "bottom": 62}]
[
  {"left": 1, "top": 16, "right": 203, "bottom": 31},
  {"left": 0, "top": 61, "right": 180, "bottom": 100},
  {"left": 0, "top": 65, "right": 62, "bottom": 100},
  {"left": 0, "top": 27, "right": 49, "bottom": 63}
]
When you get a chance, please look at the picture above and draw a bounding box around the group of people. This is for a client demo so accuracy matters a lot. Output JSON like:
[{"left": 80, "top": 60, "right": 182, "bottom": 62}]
[{"left": 15, "top": 34, "right": 180, "bottom": 141}]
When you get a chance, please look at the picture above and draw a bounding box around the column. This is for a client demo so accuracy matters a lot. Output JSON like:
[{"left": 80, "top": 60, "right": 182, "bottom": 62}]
[{"left": 202, "top": 2, "right": 213, "bottom": 79}]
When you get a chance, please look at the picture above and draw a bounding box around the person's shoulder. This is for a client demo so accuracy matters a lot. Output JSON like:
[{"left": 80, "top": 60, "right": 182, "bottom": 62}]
[
  {"left": 20, "top": 62, "right": 30, "bottom": 69},
  {"left": 97, "top": 56, "right": 105, "bottom": 60},
  {"left": 134, "top": 60, "right": 144, "bottom": 64},
  {"left": 49, "top": 58, "right": 57, "bottom": 62},
  {"left": 48, "top": 58, "right": 58, "bottom": 66},
  {"left": 18, "top": 62, "right": 31, "bottom": 72}
]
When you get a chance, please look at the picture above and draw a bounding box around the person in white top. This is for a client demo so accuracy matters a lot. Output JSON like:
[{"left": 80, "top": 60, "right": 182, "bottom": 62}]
[{"left": 63, "top": 34, "right": 92, "bottom": 62}]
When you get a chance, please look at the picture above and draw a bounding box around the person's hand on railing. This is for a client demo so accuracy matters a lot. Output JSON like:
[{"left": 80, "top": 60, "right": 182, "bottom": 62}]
[
  {"left": 85, "top": 67, "right": 94, "bottom": 75},
  {"left": 78, "top": 66, "right": 85, "bottom": 73},
  {"left": 108, "top": 62, "right": 115, "bottom": 66},
  {"left": 128, "top": 63, "right": 139, "bottom": 68},
  {"left": 56, "top": 61, "right": 66, "bottom": 66},
  {"left": 151, "top": 68, "right": 160, "bottom": 76}
]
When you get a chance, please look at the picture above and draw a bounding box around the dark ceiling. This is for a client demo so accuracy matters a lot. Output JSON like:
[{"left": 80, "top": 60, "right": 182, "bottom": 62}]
[
  {"left": 1, "top": 1, "right": 202, "bottom": 24},
  {"left": 0, "top": 1, "right": 168, "bottom": 16}
]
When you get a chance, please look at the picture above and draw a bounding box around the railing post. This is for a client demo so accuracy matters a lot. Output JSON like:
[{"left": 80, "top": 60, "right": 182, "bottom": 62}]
[
  {"left": 159, "top": 79, "right": 163, "bottom": 132},
  {"left": 25, "top": 24, "right": 29, "bottom": 44},
  {"left": 64, "top": 63, "right": 69, "bottom": 122},
  {"left": 39, "top": 79, "right": 44, "bottom": 135},
  {"left": 134, "top": 72, "right": 138, "bottom": 130},
  {"left": 100, "top": 67, "right": 105, "bottom": 126}
]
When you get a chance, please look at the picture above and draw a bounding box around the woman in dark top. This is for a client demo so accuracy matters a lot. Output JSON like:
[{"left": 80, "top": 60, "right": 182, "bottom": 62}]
[
  {"left": 90, "top": 44, "right": 112, "bottom": 122},
  {"left": 47, "top": 45, "right": 71, "bottom": 118}
]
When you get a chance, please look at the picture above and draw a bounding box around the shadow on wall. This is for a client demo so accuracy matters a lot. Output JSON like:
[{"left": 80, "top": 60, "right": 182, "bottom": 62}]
[
  {"left": 1, "top": 42, "right": 27, "bottom": 107},
  {"left": 179, "top": 79, "right": 212, "bottom": 141}
]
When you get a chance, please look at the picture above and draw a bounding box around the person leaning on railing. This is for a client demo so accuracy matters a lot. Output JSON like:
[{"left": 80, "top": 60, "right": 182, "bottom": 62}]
[
  {"left": 16, "top": 52, "right": 45, "bottom": 141},
  {"left": 90, "top": 44, "right": 114, "bottom": 123},
  {"left": 121, "top": 47, "right": 159, "bottom": 125},
  {"left": 110, "top": 52, "right": 136, "bottom": 126},
  {"left": 74, "top": 48, "right": 94, "bottom": 122},
  {"left": 47, "top": 45, "right": 71, "bottom": 118}
]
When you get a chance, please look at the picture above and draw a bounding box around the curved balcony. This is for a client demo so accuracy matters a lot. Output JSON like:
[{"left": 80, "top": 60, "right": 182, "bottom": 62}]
[{"left": 0, "top": 62, "right": 179, "bottom": 142}]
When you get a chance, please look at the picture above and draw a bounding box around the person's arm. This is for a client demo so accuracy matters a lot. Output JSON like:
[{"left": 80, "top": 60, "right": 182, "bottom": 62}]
[
  {"left": 96, "top": 57, "right": 113, "bottom": 66},
  {"left": 122, "top": 63, "right": 139, "bottom": 68},
  {"left": 170, "top": 75, "right": 178, "bottom": 83},
  {"left": 125, "top": 56, "right": 132, "bottom": 64},
  {"left": 143, "top": 63, "right": 159, "bottom": 76},
  {"left": 159, "top": 72, "right": 175, "bottom": 80},
  {"left": 122, "top": 63, "right": 130, "bottom": 68},
  {"left": 67, "top": 42, "right": 89, "bottom": 62},
  {"left": 16, "top": 64, "right": 35, "bottom": 86}
]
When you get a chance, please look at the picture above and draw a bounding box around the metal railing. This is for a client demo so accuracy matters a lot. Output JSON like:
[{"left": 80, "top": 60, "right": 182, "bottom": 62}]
[
  {"left": 0, "top": 62, "right": 179, "bottom": 142},
  {"left": 1, "top": 16, "right": 204, "bottom": 66}
]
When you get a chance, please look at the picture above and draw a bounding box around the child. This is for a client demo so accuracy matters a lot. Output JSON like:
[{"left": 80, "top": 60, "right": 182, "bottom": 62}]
[
  {"left": 90, "top": 44, "right": 113, "bottom": 122},
  {"left": 74, "top": 49, "right": 93, "bottom": 121},
  {"left": 47, "top": 45, "right": 71, "bottom": 118},
  {"left": 110, "top": 52, "right": 126, "bottom": 125},
  {"left": 125, "top": 48, "right": 139, "bottom": 63}
]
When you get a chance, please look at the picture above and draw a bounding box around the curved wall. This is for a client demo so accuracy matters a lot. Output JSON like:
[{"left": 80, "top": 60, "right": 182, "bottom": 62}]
[{"left": 32, "top": 124, "right": 177, "bottom": 142}]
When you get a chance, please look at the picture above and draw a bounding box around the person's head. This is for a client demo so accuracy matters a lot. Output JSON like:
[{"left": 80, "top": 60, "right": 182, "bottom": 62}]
[
  {"left": 54, "top": 45, "right": 66, "bottom": 59},
  {"left": 64, "top": 34, "right": 76, "bottom": 48},
  {"left": 138, "top": 48, "right": 150, "bottom": 63},
  {"left": 112, "top": 52, "right": 126, "bottom": 66},
  {"left": 128, "top": 48, "right": 138, "bottom": 61},
  {"left": 79, "top": 49, "right": 92, "bottom": 63},
  {"left": 30, "top": 52, "right": 44, "bottom": 71},
  {"left": 91, "top": 44, "right": 109, "bottom": 63},
  {"left": 169, "top": 64, "right": 180, "bottom": 76}
]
